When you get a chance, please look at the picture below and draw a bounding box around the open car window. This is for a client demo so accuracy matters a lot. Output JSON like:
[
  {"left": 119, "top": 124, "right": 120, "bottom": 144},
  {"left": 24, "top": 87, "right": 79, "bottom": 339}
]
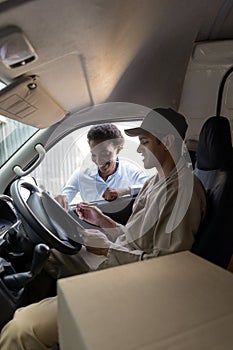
[
  {"left": 31, "top": 121, "right": 154, "bottom": 202},
  {"left": 0, "top": 81, "right": 36, "bottom": 167},
  {"left": 0, "top": 115, "right": 38, "bottom": 167}
]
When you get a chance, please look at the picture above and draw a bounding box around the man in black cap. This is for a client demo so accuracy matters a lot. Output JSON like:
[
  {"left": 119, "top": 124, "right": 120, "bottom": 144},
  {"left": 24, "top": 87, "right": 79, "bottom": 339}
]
[
  {"left": 0, "top": 108, "right": 206, "bottom": 350},
  {"left": 74, "top": 107, "right": 206, "bottom": 264}
]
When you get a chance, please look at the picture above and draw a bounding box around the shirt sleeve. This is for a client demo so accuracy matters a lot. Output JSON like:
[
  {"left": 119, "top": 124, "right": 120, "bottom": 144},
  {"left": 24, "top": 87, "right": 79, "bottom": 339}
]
[
  {"left": 128, "top": 166, "right": 148, "bottom": 185},
  {"left": 98, "top": 173, "right": 206, "bottom": 270},
  {"left": 98, "top": 224, "right": 159, "bottom": 269},
  {"left": 61, "top": 169, "right": 80, "bottom": 204}
]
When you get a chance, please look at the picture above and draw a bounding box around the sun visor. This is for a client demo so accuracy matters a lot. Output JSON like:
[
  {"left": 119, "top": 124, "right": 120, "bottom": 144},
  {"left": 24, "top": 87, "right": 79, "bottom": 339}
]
[{"left": 0, "top": 75, "right": 66, "bottom": 128}]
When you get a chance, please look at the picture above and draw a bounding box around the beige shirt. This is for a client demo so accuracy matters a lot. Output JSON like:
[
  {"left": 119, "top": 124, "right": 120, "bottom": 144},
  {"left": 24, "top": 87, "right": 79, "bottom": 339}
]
[{"left": 99, "top": 158, "right": 206, "bottom": 269}]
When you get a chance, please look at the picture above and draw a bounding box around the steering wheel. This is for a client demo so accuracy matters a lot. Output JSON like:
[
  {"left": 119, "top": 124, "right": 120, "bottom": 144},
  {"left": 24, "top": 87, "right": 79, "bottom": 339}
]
[{"left": 10, "top": 178, "right": 84, "bottom": 254}]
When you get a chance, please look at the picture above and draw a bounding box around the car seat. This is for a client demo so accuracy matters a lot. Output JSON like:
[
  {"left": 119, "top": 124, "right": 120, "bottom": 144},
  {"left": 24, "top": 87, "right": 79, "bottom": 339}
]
[{"left": 191, "top": 116, "right": 233, "bottom": 269}]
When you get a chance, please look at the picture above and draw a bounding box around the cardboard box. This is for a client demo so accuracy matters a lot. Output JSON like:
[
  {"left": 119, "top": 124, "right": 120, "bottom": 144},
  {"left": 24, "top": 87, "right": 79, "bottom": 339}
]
[{"left": 58, "top": 251, "right": 233, "bottom": 350}]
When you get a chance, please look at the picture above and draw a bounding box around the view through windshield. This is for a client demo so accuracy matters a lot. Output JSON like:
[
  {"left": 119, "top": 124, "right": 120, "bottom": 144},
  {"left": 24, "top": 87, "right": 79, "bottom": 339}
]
[{"left": 0, "top": 115, "right": 37, "bottom": 167}]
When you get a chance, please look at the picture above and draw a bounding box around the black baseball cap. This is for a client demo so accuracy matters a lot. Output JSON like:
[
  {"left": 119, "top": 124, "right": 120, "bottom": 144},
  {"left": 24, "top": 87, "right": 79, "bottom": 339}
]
[{"left": 125, "top": 108, "right": 188, "bottom": 140}]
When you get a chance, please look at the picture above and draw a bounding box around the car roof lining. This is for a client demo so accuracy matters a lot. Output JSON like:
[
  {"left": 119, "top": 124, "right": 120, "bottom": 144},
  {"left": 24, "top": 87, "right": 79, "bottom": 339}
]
[{"left": 0, "top": 1, "right": 232, "bottom": 127}]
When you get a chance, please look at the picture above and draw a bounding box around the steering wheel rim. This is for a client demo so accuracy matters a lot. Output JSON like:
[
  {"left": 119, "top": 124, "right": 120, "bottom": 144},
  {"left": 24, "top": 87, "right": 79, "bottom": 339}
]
[{"left": 10, "top": 178, "right": 83, "bottom": 254}]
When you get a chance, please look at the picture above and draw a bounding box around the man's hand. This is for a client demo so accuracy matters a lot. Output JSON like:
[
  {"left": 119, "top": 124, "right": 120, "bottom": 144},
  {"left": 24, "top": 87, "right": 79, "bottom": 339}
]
[
  {"left": 76, "top": 203, "right": 117, "bottom": 229},
  {"left": 82, "top": 229, "right": 110, "bottom": 256},
  {"left": 102, "top": 187, "right": 131, "bottom": 201},
  {"left": 76, "top": 203, "right": 104, "bottom": 226},
  {"left": 54, "top": 194, "right": 68, "bottom": 210},
  {"left": 102, "top": 187, "right": 118, "bottom": 201}
]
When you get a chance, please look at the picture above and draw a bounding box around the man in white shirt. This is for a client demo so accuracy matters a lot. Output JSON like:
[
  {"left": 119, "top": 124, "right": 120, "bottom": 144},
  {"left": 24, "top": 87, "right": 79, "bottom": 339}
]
[{"left": 55, "top": 123, "right": 147, "bottom": 207}]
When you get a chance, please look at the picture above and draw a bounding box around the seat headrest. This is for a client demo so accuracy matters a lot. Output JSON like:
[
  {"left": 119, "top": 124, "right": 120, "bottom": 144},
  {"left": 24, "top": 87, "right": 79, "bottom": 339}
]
[{"left": 197, "top": 116, "right": 233, "bottom": 170}]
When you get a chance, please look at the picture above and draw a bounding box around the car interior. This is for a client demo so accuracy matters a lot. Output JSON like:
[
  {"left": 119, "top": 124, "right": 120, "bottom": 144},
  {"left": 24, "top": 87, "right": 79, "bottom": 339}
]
[{"left": 0, "top": 0, "right": 233, "bottom": 346}]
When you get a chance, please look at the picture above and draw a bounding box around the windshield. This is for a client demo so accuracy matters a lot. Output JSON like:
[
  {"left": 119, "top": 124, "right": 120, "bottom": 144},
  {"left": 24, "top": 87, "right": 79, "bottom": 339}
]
[{"left": 0, "top": 115, "right": 38, "bottom": 167}]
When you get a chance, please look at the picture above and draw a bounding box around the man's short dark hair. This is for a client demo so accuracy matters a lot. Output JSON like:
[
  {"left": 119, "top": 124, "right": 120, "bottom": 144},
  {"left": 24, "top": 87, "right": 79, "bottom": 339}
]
[{"left": 87, "top": 123, "right": 124, "bottom": 147}]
